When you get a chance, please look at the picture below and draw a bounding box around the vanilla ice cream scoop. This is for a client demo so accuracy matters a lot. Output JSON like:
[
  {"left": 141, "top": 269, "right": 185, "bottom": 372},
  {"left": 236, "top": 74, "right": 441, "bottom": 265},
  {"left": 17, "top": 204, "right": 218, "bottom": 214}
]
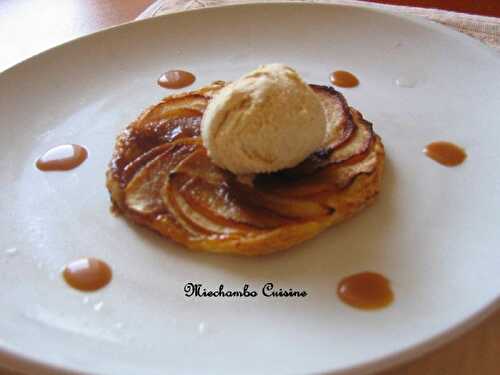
[{"left": 201, "top": 64, "right": 326, "bottom": 174}]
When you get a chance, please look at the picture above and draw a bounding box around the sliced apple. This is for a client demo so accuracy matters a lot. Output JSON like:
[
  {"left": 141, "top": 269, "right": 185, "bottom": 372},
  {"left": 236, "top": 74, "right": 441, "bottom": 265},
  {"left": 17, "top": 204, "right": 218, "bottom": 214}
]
[
  {"left": 127, "top": 111, "right": 201, "bottom": 150},
  {"left": 255, "top": 171, "right": 337, "bottom": 198},
  {"left": 310, "top": 84, "right": 355, "bottom": 149},
  {"left": 120, "top": 144, "right": 172, "bottom": 187},
  {"left": 258, "top": 106, "right": 374, "bottom": 197},
  {"left": 140, "top": 96, "right": 208, "bottom": 124},
  {"left": 174, "top": 149, "right": 228, "bottom": 185},
  {"left": 324, "top": 140, "right": 380, "bottom": 190},
  {"left": 110, "top": 108, "right": 202, "bottom": 178},
  {"left": 257, "top": 139, "right": 378, "bottom": 200},
  {"left": 170, "top": 150, "right": 295, "bottom": 228},
  {"left": 124, "top": 142, "right": 197, "bottom": 215},
  {"left": 168, "top": 173, "right": 253, "bottom": 235},
  {"left": 328, "top": 109, "right": 373, "bottom": 164},
  {"left": 231, "top": 183, "right": 332, "bottom": 219},
  {"left": 139, "top": 81, "right": 225, "bottom": 124},
  {"left": 159, "top": 148, "right": 234, "bottom": 237},
  {"left": 179, "top": 176, "right": 294, "bottom": 229},
  {"left": 163, "top": 171, "right": 241, "bottom": 238},
  {"left": 171, "top": 183, "right": 240, "bottom": 235},
  {"left": 162, "top": 179, "right": 212, "bottom": 237},
  {"left": 280, "top": 87, "right": 364, "bottom": 177},
  {"left": 172, "top": 149, "right": 333, "bottom": 220}
]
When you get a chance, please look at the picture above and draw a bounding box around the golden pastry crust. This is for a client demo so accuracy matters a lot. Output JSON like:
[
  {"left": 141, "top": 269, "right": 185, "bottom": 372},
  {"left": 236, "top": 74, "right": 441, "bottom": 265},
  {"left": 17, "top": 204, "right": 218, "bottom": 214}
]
[{"left": 106, "top": 82, "right": 384, "bottom": 255}]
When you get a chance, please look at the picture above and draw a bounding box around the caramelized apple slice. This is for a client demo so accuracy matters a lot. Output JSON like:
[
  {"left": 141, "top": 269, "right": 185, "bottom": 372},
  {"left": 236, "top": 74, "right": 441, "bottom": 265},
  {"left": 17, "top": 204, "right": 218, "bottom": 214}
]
[
  {"left": 140, "top": 96, "right": 208, "bottom": 124},
  {"left": 258, "top": 107, "right": 375, "bottom": 197},
  {"left": 310, "top": 84, "right": 354, "bottom": 149},
  {"left": 255, "top": 171, "right": 336, "bottom": 199},
  {"left": 173, "top": 149, "right": 333, "bottom": 220},
  {"left": 125, "top": 111, "right": 201, "bottom": 154},
  {"left": 120, "top": 144, "right": 172, "bottom": 187},
  {"left": 233, "top": 183, "right": 333, "bottom": 219},
  {"left": 285, "top": 107, "right": 373, "bottom": 178},
  {"left": 139, "top": 81, "right": 225, "bottom": 124},
  {"left": 124, "top": 142, "right": 197, "bottom": 215},
  {"left": 136, "top": 112, "right": 201, "bottom": 145},
  {"left": 280, "top": 88, "right": 360, "bottom": 177},
  {"left": 169, "top": 150, "right": 294, "bottom": 229},
  {"left": 179, "top": 177, "right": 294, "bottom": 229},
  {"left": 173, "top": 149, "right": 228, "bottom": 185},
  {"left": 324, "top": 141, "right": 380, "bottom": 190},
  {"left": 163, "top": 170, "right": 247, "bottom": 238},
  {"left": 171, "top": 182, "right": 242, "bottom": 235},
  {"left": 256, "top": 139, "right": 379, "bottom": 199},
  {"left": 110, "top": 110, "right": 202, "bottom": 177},
  {"left": 158, "top": 148, "right": 229, "bottom": 236},
  {"left": 329, "top": 110, "right": 373, "bottom": 164},
  {"left": 163, "top": 179, "right": 212, "bottom": 237},
  {"left": 109, "top": 82, "right": 225, "bottom": 178},
  {"left": 168, "top": 173, "right": 255, "bottom": 235}
]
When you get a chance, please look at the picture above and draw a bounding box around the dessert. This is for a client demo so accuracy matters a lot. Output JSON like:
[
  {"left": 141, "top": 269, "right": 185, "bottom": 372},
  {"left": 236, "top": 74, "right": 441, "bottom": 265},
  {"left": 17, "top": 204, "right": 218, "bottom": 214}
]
[{"left": 106, "top": 70, "right": 384, "bottom": 256}]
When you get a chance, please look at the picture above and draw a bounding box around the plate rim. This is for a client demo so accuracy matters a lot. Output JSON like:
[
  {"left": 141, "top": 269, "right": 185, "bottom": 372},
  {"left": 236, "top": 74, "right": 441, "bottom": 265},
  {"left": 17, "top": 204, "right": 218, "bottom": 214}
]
[
  {"left": 1, "top": 2, "right": 499, "bottom": 375},
  {"left": 2, "top": 0, "right": 498, "bottom": 77}
]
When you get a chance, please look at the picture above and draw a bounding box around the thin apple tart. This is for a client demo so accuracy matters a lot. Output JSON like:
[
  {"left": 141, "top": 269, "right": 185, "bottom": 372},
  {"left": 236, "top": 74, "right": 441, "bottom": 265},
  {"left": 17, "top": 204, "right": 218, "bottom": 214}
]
[{"left": 106, "top": 82, "right": 384, "bottom": 255}]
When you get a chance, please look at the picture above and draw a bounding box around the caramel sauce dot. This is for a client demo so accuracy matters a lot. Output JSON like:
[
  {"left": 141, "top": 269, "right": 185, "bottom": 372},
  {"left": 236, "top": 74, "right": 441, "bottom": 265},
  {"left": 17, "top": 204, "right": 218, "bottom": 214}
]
[
  {"left": 330, "top": 70, "right": 359, "bottom": 88},
  {"left": 337, "top": 271, "right": 394, "bottom": 309},
  {"left": 63, "top": 257, "right": 112, "bottom": 292},
  {"left": 36, "top": 144, "right": 87, "bottom": 171},
  {"left": 424, "top": 141, "right": 467, "bottom": 167},
  {"left": 158, "top": 70, "right": 196, "bottom": 89}
]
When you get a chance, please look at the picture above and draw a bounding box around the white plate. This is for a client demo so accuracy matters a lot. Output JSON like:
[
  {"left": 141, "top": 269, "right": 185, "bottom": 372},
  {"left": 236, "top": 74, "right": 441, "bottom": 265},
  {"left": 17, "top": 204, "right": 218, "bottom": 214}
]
[{"left": 1, "top": 3, "right": 499, "bottom": 375}]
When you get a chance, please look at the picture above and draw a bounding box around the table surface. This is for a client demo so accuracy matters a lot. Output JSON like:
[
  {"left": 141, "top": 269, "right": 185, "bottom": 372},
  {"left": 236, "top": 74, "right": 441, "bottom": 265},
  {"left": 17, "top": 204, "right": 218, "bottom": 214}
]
[{"left": 0, "top": 1, "right": 499, "bottom": 374}]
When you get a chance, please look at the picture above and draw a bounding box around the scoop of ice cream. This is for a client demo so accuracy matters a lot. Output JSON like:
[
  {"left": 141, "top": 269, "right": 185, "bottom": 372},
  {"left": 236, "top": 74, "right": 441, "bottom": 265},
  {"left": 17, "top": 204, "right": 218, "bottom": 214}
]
[{"left": 201, "top": 64, "right": 326, "bottom": 174}]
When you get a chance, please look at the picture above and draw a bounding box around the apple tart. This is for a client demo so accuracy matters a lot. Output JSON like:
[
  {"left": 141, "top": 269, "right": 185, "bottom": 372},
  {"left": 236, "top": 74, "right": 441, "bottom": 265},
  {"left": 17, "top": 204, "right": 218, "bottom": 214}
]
[{"left": 106, "top": 82, "right": 384, "bottom": 255}]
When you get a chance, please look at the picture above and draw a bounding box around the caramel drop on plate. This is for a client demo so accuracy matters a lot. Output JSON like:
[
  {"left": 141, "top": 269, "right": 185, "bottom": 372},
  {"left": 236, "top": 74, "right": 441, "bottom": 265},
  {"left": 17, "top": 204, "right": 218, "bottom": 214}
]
[
  {"left": 424, "top": 141, "right": 467, "bottom": 167},
  {"left": 330, "top": 70, "right": 359, "bottom": 88},
  {"left": 36, "top": 144, "right": 87, "bottom": 171},
  {"left": 337, "top": 271, "right": 394, "bottom": 309},
  {"left": 158, "top": 70, "right": 196, "bottom": 89},
  {"left": 63, "top": 257, "right": 112, "bottom": 292}
]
